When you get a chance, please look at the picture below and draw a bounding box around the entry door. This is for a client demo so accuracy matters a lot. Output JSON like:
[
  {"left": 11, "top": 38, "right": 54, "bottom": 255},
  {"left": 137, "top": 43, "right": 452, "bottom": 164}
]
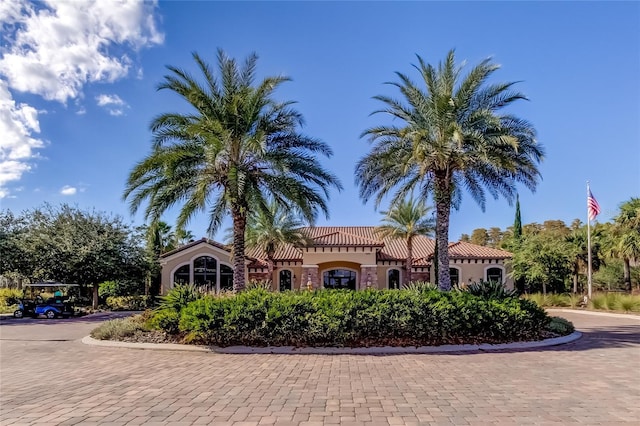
[{"left": 323, "top": 269, "right": 357, "bottom": 290}]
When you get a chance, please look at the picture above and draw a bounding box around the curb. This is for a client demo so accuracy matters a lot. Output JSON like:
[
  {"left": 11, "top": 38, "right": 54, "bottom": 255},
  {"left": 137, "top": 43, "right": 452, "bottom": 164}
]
[
  {"left": 82, "top": 331, "right": 582, "bottom": 355},
  {"left": 547, "top": 309, "right": 640, "bottom": 320}
]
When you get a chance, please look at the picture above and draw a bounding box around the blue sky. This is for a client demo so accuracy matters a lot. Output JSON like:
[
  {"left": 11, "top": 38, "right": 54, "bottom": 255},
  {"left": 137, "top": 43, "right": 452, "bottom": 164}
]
[{"left": 1, "top": 1, "right": 638, "bottom": 241}]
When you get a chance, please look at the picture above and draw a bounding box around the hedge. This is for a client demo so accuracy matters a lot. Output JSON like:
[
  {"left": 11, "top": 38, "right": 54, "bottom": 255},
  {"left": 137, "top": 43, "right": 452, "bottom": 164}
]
[{"left": 150, "top": 288, "right": 550, "bottom": 347}]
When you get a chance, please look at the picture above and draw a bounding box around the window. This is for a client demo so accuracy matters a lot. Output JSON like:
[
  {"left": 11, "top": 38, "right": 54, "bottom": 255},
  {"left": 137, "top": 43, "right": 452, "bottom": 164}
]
[
  {"left": 323, "top": 269, "right": 356, "bottom": 290},
  {"left": 194, "top": 256, "right": 217, "bottom": 291},
  {"left": 388, "top": 269, "right": 401, "bottom": 289},
  {"left": 174, "top": 265, "right": 190, "bottom": 285},
  {"left": 279, "top": 270, "right": 292, "bottom": 291},
  {"left": 220, "top": 264, "right": 233, "bottom": 291},
  {"left": 486, "top": 267, "right": 503, "bottom": 284},
  {"left": 450, "top": 268, "right": 460, "bottom": 287}
]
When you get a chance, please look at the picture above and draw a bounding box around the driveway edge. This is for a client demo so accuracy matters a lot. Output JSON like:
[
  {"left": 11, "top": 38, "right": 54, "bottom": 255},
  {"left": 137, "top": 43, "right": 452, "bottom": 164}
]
[
  {"left": 82, "top": 331, "right": 582, "bottom": 354},
  {"left": 547, "top": 308, "right": 640, "bottom": 320}
]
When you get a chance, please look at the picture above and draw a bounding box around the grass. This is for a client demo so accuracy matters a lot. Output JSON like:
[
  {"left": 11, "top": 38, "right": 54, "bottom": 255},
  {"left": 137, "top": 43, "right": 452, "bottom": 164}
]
[
  {"left": 524, "top": 292, "right": 640, "bottom": 313},
  {"left": 90, "top": 314, "right": 150, "bottom": 340}
]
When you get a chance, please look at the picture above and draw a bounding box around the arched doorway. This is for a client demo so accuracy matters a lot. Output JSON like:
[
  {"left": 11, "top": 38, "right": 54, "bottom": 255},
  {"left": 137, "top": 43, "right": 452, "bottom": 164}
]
[{"left": 323, "top": 269, "right": 357, "bottom": 290}]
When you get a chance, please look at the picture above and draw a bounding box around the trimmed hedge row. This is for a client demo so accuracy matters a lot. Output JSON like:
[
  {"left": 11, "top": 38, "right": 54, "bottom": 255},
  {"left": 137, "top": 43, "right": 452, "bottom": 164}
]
[{"left": 151, "top": 288, "right": 550, "bottom": 347}]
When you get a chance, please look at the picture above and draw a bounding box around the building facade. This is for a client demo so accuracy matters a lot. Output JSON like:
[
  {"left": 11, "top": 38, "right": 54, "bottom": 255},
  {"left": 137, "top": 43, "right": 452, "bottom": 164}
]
[{"left": 159, "top": 227, "right": 513, "bottom": 294}]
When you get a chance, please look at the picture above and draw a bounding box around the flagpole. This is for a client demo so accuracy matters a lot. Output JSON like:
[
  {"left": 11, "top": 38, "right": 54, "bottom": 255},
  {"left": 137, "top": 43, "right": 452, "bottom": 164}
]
[{"left": 587, "top": 181, "right": 593, "bottom": 300}]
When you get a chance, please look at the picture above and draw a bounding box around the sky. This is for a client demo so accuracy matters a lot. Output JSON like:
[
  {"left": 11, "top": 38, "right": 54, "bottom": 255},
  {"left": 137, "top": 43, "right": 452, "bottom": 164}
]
[{"left": 1, "top": 0, "right": 639, "bottom": 242}]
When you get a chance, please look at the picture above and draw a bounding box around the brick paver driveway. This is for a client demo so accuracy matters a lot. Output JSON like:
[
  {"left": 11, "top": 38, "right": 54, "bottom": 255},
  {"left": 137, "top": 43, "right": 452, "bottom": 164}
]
[{"left": 1, "top": 311, "right": 638, "bottom": 425}]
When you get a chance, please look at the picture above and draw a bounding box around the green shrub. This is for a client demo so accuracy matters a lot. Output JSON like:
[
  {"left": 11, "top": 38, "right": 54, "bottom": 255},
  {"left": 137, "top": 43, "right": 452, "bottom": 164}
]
[
  {"left": 547, "top": 316, "right": 575, "bottom": 335},
  {"left": 404, "top": 281, "right": 437, "bottom": 292},
  {"left": 464, "top": 281, "right": 518, "bottom": 300},
  {"left": 91, "top": 315, "right": 149, "bottom": 340},
  {"left": 99, "top": 280, "right": 144, "bottom": 298},
  {"left": 158, "top": 284, "right": 202, "bottom": 313},
  {"left": 0, "top": 288, "right": 22, "bottom": 310},
  {"left": 105, "top": 295, "right": 155, "bottom": 311},
  {"left": 618, "top": 295, "right": 640, "bottom": 312},
  {"left": 589, "top": 293, "right": 607, "bottom": 310},
  {"left": 166, "top": 288, "right": 550, "bottom": 347}
]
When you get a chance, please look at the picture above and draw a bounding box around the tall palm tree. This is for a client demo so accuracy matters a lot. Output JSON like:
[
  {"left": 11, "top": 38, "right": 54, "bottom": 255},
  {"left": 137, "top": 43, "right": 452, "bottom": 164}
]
[
  {"left": 356, "top": 50, "right": 543, "bottom": 290},
  {"left": 606, "top": 198, "right": 640, "bottom": 291},
  {"left": 245, "top": 201, "right": 312, "bottom": 282},
  {"left": 146, "top": 220, "right": 174, "bottom": 254},
  {"left": 173, "top": 228, "right": 195, "bottom": 247},
  {"left": 125, "top": 50, "right": 341, "bottom": 291},
  {"left": 375, "top": 197, "right": 435, "bottom": 285}
]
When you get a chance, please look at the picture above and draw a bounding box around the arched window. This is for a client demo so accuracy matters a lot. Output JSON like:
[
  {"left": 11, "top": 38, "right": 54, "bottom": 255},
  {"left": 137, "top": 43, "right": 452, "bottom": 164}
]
[
  {"left": 194, "top": 256, "right": 217, "bottom": 291},
  {"left": 323, "top": 269, "right": 357, "bottom": 290},
  {"left": 388, "top": 269, "right": 401, "bottom": 289},
  {"left": 486, "top": 267, "right": 503, "bottom": 284},
  {"left": 279, "top": 270, "right": 292, "bottom": 291},
  {"left": 174, "top": 264, "right": 190, "bottom": 285},
  {"left": 220, "top": 264, "right": 234, "bottom": 291},
  {"left": 450, "top": 268, "right": 460, "bottom": 287}
]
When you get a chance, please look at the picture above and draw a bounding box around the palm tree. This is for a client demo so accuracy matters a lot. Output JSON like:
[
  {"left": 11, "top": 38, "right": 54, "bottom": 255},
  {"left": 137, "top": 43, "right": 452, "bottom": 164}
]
[
  {"left": 146, "top": 220, "right": 174, "bottom": 254},
  {"left": 355, "top": 50, "right": 543, "bottom": 290},
  {"left": 245, "top": 201, "right": 312, "bottom": 282},
  {"left": 125, "top": 50, "right": 341, "bottom": 291},
  {"left": 607, "top": 198, "right": 640, "bottom": 291},
  {"left": 375, "top": 197, "right": 435, "bottom": 285},
  {"left": 173, "top": 228, "right": 195, "bottom": 247}
]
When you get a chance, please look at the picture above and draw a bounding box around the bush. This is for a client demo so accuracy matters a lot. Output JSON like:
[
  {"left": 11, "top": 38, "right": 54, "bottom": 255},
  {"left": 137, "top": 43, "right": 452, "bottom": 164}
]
[
  {"left": 547, "top": 316, "right": 575, "bottom": 335},
  {"left": 404, "top": 281, "right": 438, "bottom": 292},
  {"left": 0, "top": 288, "right": 22, "bottom": 310},
  {"left": 105, "top": 295, "right": 155, "bottom": 311},
  {"left": 158, "top": 284, "right": 202, "bottom": 312},
  {"left": 91, "top": 315, "right": 149, "bottom": 340},
  {"left": 158, "top": 288, "right": 550, "bottom": 347},
  {"left": 464, "top": 281, "right": 518, "bottom": 300},
  {"left": 99, "top": 280, "right": 145, "bottom": 298}
]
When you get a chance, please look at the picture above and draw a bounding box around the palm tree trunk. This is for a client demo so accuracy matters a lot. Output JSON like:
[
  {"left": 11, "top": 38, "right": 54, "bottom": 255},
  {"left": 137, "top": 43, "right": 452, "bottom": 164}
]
[
  {"left": 435, "top": 174, "right": 451, "bottom": 291},
  {"left": 267, "top": 254, "right": 275, "bottom": 285},
  {"left": 405, "top": 237, "right": 413, "bottom": 285},
  {"left": 232, "top": 207, "right": 247, "bottom": 292},
  {"left": 623, "top": 258, "right": 631, "bottom": 292}
]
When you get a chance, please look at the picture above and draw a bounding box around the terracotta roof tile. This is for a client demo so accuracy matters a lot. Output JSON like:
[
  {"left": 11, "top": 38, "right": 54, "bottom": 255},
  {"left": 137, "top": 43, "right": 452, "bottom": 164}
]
[{"left": 165, "top": 227, "right": 511, "bottom": 265}]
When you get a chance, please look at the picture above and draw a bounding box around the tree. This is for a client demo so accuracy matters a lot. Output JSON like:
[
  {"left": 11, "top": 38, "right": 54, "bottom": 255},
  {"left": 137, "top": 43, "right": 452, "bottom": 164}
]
[
  {"left": 244, "top": 201, "right": 311, "bottom": 282},
  {"left": 509, "top": 233, "right": 571, "bottom": 294},
  {"left": 487, "top": 227, "right": 503, "bottom": 248},
  {"left": 606, "top": 198, "right": 640, "bottom": 291},
  {"left": 125, "top": 50, "right": 341, "bottom": 291},
  {"left": 355, "top": 50, "right": 543, "bottom": 290},
  {"left": 375, "top": 197, "right": 435, "bottom": 285},
  {"left": 173, "top": 228, "right": 195, "bottom": 247},
  {"left": 459, "top": 233, "right": 470, "bottom": 242},
  {"left": 513, "top": 195, "right": 522, "bottom": 241},
  {"left": 470, "top": 228, "right": 489, "bottom": 246},
  {"left": 11, "top": 204, "right": 149, "bottom": 308}
]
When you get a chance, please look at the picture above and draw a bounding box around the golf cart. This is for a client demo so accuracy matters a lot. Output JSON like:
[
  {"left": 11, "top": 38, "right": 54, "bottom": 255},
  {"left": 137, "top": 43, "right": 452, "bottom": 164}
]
[{"left": 13, "top": 283, "right": 79, "bottom": 319}]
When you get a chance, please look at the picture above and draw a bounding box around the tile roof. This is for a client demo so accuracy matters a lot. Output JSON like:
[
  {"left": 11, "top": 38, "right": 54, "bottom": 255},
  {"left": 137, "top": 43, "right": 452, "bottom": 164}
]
[{"left": 163, "top": 227, "right": 512, "bottom": 266}]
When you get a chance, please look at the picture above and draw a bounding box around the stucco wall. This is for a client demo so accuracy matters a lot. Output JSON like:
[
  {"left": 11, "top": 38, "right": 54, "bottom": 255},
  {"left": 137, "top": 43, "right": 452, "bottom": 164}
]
[{"left": 159, "top": 243, "right": 234, "bottom": 294}]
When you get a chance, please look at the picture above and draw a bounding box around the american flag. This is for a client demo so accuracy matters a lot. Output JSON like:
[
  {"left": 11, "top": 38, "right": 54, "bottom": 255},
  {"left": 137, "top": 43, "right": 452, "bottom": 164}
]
[{"left": 587, "top": 188, "right": 600, "bottom": 221}]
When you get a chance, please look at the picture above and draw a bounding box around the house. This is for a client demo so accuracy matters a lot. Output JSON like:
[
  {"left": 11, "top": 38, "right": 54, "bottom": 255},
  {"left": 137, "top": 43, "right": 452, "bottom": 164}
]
[{"left": 159, "top": 226, "right": 513, "bottom": 294}]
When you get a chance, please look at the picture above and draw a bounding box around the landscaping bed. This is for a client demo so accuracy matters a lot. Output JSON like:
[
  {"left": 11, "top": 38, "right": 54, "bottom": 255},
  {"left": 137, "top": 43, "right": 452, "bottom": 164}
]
[{"left": 92, "top": 286, "right": 573, "bottom": 347}]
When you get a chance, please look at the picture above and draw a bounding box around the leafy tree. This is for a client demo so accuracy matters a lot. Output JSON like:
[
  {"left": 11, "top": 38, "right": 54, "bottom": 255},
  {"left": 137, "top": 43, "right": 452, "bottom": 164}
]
[
  {"left": 10, "top": 204, "right": 149, "bottom": 308},
  {"left": 125, "top": 50, "right": 341, "bottom": 291},
  {"left": 542, "top": 220, "right": 570, "bottom": 237},
  {"left": 375, "top": 197, "right": 435, "bottom": 285},
  {"left": 244, "top": 201, "right": 311, "bottom": 282},
  {"left": 470, "top": 228, "right": 489, "bottom": 246},
  {"left": 0, "top": 211, "right": 28, "bottom": 284},
  {"left": 509, "top": 233, "right": 571, "bottom": 294},
  {"left": 459, "top": 233, "right": 470, "bottom": 242},
  {"left": 355, "top": 49, "right": 543, "bottom": 290},
  {"left": 487, "top": 227, "right": 503, "bottom": 248}
]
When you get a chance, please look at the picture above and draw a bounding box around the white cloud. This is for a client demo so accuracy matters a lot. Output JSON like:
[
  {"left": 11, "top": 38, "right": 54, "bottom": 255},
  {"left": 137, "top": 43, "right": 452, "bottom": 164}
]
[
  {"left": 0, "top": 80, "right": 45, "bottom": 197},
  {"left": 0, "top": 0, "right": 163, "bottom": 197},
  {"left": 0, "top": 0, "right": 164, "bottom": 103},
  {"left": 95, "top": 93, "right": 128, "bottom": 116},
  {"left": 60, "top": 185, "right": 77, "bottom": 196}
]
